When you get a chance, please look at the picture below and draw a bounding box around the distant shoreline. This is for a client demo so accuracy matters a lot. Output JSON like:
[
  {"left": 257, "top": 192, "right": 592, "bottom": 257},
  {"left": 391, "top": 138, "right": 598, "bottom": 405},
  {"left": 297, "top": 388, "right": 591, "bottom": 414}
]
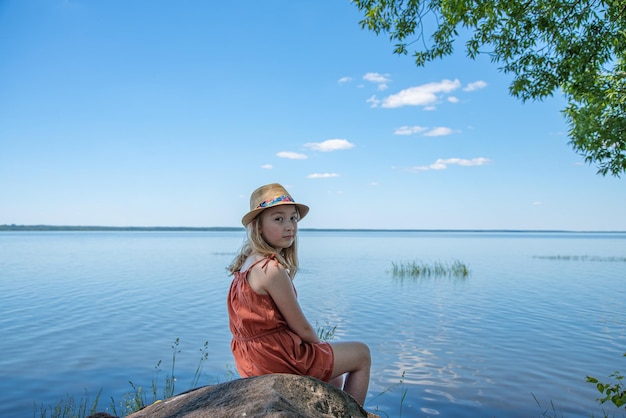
[
  {"left": 0, "top": 225, "right": 243, "bottom": 232},
  {"left": 1, "top": 225, "right": 625, "bottom": 233}
]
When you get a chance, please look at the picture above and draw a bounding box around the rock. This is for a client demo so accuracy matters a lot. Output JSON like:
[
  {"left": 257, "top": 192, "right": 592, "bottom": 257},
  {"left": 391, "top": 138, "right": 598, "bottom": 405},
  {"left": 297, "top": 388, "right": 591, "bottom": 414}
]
[{"left": 125, "top": 374, "right": 380, "bottom": 418}]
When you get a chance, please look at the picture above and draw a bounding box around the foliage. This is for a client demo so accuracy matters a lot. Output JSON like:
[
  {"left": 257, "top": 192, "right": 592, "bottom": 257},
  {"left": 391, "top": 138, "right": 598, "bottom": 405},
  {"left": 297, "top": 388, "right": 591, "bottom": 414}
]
[
  {"left": 352, "top": 0, "right": 626, "bottom": 176},
  {"left": 586, "top": 352, "right": 626, "bottom": 410}
]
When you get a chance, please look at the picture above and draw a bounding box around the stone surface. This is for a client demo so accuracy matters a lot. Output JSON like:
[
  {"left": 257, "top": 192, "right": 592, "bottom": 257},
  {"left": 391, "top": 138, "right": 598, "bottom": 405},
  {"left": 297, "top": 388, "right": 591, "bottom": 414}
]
[{"left": 125, "top": 374, "right": 380, "bottom": 418}]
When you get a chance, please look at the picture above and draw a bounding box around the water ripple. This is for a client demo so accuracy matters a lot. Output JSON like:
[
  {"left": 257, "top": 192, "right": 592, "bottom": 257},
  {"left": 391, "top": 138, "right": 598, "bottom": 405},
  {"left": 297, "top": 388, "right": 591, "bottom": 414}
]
[{"left": 1, "top": 231, "right": 625, "bottom": 418}]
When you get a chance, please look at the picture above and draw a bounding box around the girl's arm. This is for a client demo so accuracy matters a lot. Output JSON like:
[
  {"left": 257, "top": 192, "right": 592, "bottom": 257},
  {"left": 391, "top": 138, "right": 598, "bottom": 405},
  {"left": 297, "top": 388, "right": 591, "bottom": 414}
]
[{"left": 256, "top": 263, "right": 320, "bottom": 343}]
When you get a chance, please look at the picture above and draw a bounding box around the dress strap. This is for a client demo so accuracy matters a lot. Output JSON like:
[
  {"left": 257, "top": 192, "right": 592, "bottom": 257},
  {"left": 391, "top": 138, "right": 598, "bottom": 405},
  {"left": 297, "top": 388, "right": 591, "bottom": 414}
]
[
  {"left": 260, "top": 253, "right": 279, "bottom": 269},
  {"left": 244, "top": 254, "right": 279, "bottom": 272}
]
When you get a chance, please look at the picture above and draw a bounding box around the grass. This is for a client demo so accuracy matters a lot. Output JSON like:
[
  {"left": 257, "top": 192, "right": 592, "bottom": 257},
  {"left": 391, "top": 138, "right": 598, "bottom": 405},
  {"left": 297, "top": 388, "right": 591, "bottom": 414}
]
[
  {"left": 367, "top": 371, "right": 408, "bottom": 418},
  {"left": 32, "top": 338, "right": 626, "bottom": 418},
  {"left": 33, "top": 389, "right": 103, "bottom": 418},
  {"left": 390, "top": 259, "right": 470, "bottom": 279},
  {"left": 117, "top": 338, "right": 211, "bottom": 416},
  {"left": 316, "top": 321, "right": 337, "bottom": 342},
  {"left": 33, "top": 326, "right": 336, "bottom": 418},
  {"left": 33, "top": 338, "right": 211, "bottom": 418}
]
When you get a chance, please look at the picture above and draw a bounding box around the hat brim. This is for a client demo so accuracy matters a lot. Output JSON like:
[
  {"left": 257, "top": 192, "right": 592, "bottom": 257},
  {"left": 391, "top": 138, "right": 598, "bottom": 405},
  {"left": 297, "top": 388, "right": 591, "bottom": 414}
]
[{"left": 241, "top": 202, "right": 309, "bottom": 226}]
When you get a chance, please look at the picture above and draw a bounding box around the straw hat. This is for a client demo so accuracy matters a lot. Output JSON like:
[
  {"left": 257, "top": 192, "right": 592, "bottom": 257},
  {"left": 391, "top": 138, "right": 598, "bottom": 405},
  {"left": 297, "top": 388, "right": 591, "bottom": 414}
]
[{"left": 241, "top": 183, "right": 309, "bottom": 226}]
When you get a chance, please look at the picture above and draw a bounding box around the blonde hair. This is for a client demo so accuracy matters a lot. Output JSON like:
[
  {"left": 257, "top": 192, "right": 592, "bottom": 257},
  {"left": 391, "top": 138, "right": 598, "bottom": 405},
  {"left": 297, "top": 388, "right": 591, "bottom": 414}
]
[{"left": 227, "top": 210, "right": 300, "bottom": 279}]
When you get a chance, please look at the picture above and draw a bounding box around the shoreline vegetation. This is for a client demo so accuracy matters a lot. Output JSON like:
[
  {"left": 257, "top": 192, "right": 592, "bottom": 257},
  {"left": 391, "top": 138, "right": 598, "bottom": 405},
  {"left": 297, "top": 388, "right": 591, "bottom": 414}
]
[
  {"left": 32, "top": 338, "right": 626, "bottom": 418},
  {"left": 2, "top": 224, "right": 625, "bottom": 233}
]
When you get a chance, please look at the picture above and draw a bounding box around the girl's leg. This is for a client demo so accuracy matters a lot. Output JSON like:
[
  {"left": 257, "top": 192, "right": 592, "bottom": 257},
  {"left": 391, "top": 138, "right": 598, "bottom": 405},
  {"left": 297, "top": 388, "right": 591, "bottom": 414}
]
[
  {"left": 329, "top": 341, "right": 371, "bottom": 405},
  {"left": 328, "top": 375, "right": 344, "bottom": 389}
]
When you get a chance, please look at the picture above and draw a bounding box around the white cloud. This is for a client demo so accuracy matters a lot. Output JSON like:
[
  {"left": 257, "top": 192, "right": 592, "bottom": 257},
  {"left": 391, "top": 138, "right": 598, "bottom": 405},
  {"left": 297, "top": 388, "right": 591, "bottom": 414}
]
[
  {"left": 338, "top": 76, "right": 352, "bottom": 84},
  {"left": 448, "top": 96, "right": 459, "bottom": 103},
  {"left": 366, "top": 95, "right": 381, "bottom": 108},
  {"left": 261, "top": 164, "right": 273, "bottom": 169},
  {"left": 532, "top": 201, "right": 543, "bottom": 206},
  {"left": 307, "top": 173, "right": 339, "bottom": 179},
  {"left": 394, "top": 125, "right": 428, "bottom": 135},
  {"left": 304, "top": 138, "right": 355, "bottom": 152},
  {"left": 423, "top": 127, "right": 459, "bottom": 137},
  {"left": 363, "top": 72, "right": 391, "bottom": 90},
  {"left": 410, "top": 157, "right": 492, "bottom": 171},
  {"left": 445, "top": 157, "right": 491, "bottom": 166},
  {"left": 463, "top": 80, "right": 487, "bottom": 92},
  {"left": 381, "top": 79, "right": 461, "bottom": 108},
  {"left": 363, "top": 72, "right": 390, "bottom": 83},
  {"left": 276, "top": 151, "right": 307, "bottom": 160}
]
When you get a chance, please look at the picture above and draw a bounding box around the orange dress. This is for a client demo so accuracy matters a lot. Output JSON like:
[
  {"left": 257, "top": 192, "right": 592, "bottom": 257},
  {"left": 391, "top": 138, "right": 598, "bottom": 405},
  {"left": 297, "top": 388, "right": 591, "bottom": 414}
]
[{"left": 227, "top": 256, "right": 334, "bottom": 382}]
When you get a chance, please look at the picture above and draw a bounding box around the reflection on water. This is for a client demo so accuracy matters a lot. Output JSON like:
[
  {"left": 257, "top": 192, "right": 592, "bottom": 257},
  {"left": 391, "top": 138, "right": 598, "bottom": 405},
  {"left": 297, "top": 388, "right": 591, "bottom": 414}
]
[{"left": 0, "top": 231, "right": 625, "bottom": 417}]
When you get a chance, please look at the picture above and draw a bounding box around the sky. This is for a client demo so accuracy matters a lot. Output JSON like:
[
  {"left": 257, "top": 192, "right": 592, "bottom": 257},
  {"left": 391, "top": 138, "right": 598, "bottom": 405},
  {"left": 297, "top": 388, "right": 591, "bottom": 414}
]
[{"left": 1, "top": 1, "right": 624, "bottom": 231}]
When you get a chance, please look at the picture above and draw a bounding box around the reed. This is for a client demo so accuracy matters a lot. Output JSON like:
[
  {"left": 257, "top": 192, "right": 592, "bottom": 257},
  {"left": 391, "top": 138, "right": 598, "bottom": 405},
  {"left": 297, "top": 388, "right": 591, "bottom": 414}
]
[
  {"left": 367, "top": 370, "right": 408, "bottom": 418},
  {"left": 33, "top": 389, "right": 102, "bottom": 418},
  {"left": 533, "top": 255, "right": 626, "bottom": 262},
  {"left": 532, "top": 393, "right": 564, "bottom": 418},
  {"left": 390, "top": 259, "right": 470, "bottom": 278}
]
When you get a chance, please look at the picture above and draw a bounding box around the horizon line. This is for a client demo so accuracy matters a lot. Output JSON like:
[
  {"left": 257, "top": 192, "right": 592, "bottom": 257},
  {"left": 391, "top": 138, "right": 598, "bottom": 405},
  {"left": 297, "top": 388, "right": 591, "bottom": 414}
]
[{"left": 1, "top": 224, "right": 625, "bottom": 234}]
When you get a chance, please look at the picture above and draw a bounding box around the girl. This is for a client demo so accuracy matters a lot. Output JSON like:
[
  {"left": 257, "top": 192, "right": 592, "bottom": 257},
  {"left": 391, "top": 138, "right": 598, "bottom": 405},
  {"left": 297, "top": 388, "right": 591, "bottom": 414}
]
[{"left": 227, "top": 183, "right": 371, "bottom": 405}]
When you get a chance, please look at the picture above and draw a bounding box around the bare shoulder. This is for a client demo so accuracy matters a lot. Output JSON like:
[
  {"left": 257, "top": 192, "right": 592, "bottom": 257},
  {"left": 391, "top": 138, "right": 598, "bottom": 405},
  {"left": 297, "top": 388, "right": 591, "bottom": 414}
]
[
  {"left": 247, "top": 256, "right": 290, "bottom": 294},
  {"left": 252, "top": 259, "right": 288, "bottom": 282}
]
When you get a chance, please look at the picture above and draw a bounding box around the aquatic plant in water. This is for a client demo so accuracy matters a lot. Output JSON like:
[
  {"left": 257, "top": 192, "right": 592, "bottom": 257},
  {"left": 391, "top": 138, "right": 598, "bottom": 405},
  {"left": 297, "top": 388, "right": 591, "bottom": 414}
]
[
  {"left": 390, "top": 259, "right": 470, "bottom": 278},
  {"left": 533, "top": 255, "right": 626, "bottom": 262}
]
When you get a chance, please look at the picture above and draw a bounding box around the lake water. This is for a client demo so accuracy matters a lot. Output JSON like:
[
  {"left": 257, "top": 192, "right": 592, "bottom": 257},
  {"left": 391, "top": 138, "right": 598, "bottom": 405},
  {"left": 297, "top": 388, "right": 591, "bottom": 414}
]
[{"left": 1, "top": 230, "right": 625, "bottom": 417}]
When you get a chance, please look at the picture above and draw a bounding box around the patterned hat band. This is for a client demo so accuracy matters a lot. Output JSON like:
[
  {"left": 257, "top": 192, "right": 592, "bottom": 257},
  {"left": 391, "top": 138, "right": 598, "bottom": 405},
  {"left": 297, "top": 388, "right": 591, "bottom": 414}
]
[
  {"left": 242, "top": 183, "right": 310, "bottom": 226},
  {"left": 257, "top": 195, "right": 294, "bottom": 209}
]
